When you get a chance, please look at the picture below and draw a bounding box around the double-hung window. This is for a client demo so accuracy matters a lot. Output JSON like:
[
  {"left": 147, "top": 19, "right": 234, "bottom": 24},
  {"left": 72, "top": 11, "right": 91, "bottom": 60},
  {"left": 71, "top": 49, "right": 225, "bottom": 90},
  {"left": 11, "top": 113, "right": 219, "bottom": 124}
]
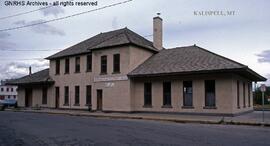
[
  {"left": 113, "top": 54, "right": 120, "bottom": 73},
  {"left": 75, "top": 57, "right": 80, "bottom": 73},
  {"left": 163, "top": 82, "right": 171, "bottom": 106},
  {"left": 144, "top": 83, "right": 152, "bottom": 106},
  {"left": 100, "top": 55, "right": 107, "bottom": 74},
  {"left": 205, "top": 80, "right": 216, "bottom": 107}
]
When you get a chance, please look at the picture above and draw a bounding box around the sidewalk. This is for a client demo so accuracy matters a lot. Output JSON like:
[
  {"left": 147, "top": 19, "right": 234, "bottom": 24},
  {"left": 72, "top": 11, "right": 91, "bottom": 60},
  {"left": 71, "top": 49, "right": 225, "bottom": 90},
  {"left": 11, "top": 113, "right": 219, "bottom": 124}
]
[{"left": 8, "top": 108, "right": 270, "bottom": 126}]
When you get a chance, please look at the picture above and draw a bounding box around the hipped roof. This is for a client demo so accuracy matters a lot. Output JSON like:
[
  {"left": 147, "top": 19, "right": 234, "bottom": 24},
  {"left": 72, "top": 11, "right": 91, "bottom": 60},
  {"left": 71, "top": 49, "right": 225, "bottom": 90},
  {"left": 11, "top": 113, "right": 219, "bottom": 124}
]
[
  {"left": 129, "top": 45, "right": 266, "bottom": 81},
  {"left": 46, "top": 28, "right": 158, "bottom": 60}
]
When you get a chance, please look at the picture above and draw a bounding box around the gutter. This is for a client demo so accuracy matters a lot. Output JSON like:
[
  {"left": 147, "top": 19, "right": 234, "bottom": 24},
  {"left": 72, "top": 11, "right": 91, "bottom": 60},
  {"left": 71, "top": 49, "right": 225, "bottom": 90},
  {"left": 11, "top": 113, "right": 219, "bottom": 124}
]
[{"left": 128, "top": 68, "right": 267, "bottom": 82}]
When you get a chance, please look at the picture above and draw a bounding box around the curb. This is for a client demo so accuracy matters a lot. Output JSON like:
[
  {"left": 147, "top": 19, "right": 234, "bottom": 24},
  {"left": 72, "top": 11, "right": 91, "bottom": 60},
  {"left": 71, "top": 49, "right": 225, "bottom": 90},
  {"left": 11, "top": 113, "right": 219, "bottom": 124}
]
[
  {"left": 254, "top": 109, "right": 270, "bottom": 111},
  {"left": 8, "top": 110, "right": 270, "bottom": 127}
]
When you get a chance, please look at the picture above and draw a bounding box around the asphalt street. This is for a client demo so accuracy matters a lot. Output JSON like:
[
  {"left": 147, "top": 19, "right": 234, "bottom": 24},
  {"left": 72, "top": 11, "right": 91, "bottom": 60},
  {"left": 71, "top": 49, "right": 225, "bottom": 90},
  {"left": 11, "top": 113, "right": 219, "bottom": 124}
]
[{"left": 0, "top": 111, "right": 269, "bottom": 146}]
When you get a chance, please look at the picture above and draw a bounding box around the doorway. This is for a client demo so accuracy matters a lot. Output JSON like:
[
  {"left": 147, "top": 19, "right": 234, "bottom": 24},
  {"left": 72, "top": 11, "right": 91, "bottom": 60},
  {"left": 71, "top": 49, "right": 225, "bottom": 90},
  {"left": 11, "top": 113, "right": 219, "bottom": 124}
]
[
  {"left": 55, "top": 87, "right": 60, "bottom": 109},
  {"left": 96, "top": 89, "right": 103, "bottom": 111},
  {"left": 25, "top": 88, "right": 32, "bottom": 107}
]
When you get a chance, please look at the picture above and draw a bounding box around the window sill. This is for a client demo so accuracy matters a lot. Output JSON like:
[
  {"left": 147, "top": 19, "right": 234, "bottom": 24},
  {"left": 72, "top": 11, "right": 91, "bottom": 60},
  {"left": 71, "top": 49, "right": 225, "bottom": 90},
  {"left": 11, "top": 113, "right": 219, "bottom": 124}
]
[
  {"left": 203, "top": 106, "right": 217, "bottom": 109},
  {"left": 100, "top": 73, "right": 107, "bottom": 75},
  {"left": 243, "top": 106, "right": 246, "bottom": 108},
  {"left": 86, "top": 70, "right": 92, "bottom": 73},
  {"left": 162, "top": 105, "right": 172, "bottom": 108},
  {"left": 63, "top": 104, "right": 69, "bottom": 106},
  {"left": 143, "top": 105, "right": 152, "bottom": 108},
  {"left": 85, "top": 104, "right": 92, "bottom": 106},
  {"left": 74, "top": 72, "right": 80, "bottom": 74},
  {"left": 64, "top": 72, "right": 69, "bottom": 75},
  {"left": 182, "top": 106, "right": 194, "bottom": 109},
  {"left": 237, "top": 106, "right": 240, "bottom": 109},
  {"left": 74, "top": 104, "right": 80, "bottom": 106},
  {"left": 112, "top": 72, "right": 121, "bottom": 74},
  {"left": 55, "top": 74, "right": 60, "bottom": 76}
]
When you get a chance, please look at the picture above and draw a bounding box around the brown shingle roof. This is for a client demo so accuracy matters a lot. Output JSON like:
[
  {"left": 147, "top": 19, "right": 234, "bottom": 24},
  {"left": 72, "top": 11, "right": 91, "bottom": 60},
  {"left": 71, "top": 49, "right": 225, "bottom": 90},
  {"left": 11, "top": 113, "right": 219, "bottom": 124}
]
[
  {"left": 46, "top": 28, "right": 158, "bottom": 59},
  {"left": 7, "top": 69, "right": 54, "bottom": 85},
  {"left": 129, "top": 45, "right": 266, "bottom": 81}
]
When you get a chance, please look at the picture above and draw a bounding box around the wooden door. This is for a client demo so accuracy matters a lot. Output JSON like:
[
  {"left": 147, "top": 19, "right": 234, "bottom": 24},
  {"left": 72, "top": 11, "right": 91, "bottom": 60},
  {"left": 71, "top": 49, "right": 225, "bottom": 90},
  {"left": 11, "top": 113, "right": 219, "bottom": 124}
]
[
  {"left": 96, "top": 90, "right": 103, "bottom": 111},
  {"left": 55, "top": 87, "right": 60, "bottom": 109},
  {"left": 25, "top": 88, "right": 32, "bottom": 107}
]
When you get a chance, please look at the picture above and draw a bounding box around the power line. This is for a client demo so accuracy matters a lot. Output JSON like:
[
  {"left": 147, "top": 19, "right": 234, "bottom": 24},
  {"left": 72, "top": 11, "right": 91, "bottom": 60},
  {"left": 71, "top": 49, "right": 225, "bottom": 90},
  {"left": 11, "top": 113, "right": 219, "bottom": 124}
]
[
  {"left": 0, "top": 0, "right": 75, "bottom": 21},
  {"left": 0, "top": 6, "right": 54, "bottom": 21},
  {"left": 0, "top": 0, "right": 133, "bottom": 32},
  {"left": 143, "top": 34, "right": 153, "bottom": 38},
  {"left": 0, "top": 58, "right": 46, "bottom": 61},
  {"left": 0, "top": 49, "right": 62, "bottom": 51}
]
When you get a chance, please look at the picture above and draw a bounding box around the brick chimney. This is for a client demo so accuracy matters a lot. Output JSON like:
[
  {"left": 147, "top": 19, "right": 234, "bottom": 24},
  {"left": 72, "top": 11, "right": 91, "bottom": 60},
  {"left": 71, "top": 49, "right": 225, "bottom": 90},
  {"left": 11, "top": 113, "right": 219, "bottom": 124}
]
[
  {"left": 153, "top": 13, "right": 163, "bottom": 50},
  {"left": 29, "top": 66, "right": 32, "bottom": 75}
]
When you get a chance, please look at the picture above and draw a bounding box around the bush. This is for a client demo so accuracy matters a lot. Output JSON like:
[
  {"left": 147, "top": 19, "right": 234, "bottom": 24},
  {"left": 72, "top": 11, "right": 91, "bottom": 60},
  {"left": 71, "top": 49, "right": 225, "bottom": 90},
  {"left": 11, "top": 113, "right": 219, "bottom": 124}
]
[{"left": 254, "top": 86, "right": 270, "bottom": 105}]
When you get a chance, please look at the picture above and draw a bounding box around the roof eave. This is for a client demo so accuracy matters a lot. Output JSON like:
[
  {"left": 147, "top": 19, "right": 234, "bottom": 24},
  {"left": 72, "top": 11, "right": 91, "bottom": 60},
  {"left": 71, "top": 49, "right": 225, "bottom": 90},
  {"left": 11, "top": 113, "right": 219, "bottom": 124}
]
[
  {"left": 47, "top": 43, "right": 158, "bottom": 60},
  {"left": 8, "top": 81, "right": 55, "bottom": 86},
  {"left": 90, "top": 43, "right": 159, "bottom": 53},
  {"left": 128, "top": 68, "right": 244, "bottom": 78},
  {"left": 128, "top": 68, "right": 267, "bottom": 82},
  {"left": 46, "top": 51, "right": 92, "bottom": 60},
  {"left": 244, "top": 68, "right": 267, "bottom": 81}
]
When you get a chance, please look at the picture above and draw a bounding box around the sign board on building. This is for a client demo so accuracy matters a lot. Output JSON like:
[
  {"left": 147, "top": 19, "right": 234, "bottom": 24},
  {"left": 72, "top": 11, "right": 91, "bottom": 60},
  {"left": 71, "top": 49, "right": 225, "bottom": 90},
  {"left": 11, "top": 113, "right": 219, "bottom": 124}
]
[
  {"left": 260, "top": 84, "right": 266, "bottom": 92},
  {"left": 94, "top": 76, "right": 128, "bottom": 82}
]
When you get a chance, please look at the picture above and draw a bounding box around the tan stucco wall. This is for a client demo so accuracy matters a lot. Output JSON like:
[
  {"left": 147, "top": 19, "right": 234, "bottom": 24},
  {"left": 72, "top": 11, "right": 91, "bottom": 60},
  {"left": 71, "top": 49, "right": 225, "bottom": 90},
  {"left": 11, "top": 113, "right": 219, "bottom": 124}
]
[
  {"left": 16, "top": 44, "right": 254, "bottom": 115},
  {"left": 33, "top": 87, "right": 54, "bottom": 108},
  {"left": 91, "top": 46, "right": 154, "bottom": 111},
  {"left": 131, "top": 74, "right": 252, "bottom": 115},
  {"left": 50, "top": 54, "right": 94, "bottom": 109},
  {"left": 17, "top": 88, "right": 25, "bottom": 107},
  {"left": 92, "top": 80, "right": 131, "bottom": 111},
  {"left": 49, "top": 45, "right": 154, "bottom": 111},
  {"left": 46, "top": 86, "right": 54, "bottom": 108},
  {"left": 31, "top": 88, "right": 42, "bottom": 107},
  {"left": 17, "top": 86, "right": 54, "bottom": 108},
  {"left": 231, "top": 74, "right": 253, "bottom": 114},
  {"left": 129, "top": 46, "right": 154, "bottom": 71}
]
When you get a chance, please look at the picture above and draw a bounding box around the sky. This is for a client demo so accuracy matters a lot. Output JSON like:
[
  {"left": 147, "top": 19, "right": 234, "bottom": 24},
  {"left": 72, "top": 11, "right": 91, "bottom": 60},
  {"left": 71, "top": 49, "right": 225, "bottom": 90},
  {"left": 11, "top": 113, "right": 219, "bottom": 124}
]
[{"left": 0, "top": 0, "right": 269, "bottom": 85}]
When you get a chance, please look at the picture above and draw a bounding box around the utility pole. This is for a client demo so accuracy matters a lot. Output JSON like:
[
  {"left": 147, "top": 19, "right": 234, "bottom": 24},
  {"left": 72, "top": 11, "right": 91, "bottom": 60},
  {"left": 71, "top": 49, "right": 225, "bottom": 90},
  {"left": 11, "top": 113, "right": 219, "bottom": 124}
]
[
  {"left": 260, "top": 84, "right": 266, "bottom": 123},
  {"left": 262, "top": 91, "right": 264, "bottom": 123}
]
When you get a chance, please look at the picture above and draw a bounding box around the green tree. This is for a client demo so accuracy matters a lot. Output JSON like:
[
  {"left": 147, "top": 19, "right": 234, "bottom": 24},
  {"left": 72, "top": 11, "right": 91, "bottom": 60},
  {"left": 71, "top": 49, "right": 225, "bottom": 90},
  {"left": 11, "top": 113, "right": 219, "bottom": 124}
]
[{"left": 254, "top": 86, "right": 270, "bottom": 105}]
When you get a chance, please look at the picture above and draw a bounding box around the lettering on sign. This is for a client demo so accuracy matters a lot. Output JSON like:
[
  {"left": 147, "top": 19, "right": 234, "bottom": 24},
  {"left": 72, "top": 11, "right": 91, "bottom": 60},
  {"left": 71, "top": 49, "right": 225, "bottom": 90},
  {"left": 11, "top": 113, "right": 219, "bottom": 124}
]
[
  {"left": 105, "top": 82, "right": 115, "bottom": 88},
  {"left": 260, "top": 84, "right": 266, "bottom": 92},
  {"left": 94, "top": 76, "right": 128, "bottom": 82}
]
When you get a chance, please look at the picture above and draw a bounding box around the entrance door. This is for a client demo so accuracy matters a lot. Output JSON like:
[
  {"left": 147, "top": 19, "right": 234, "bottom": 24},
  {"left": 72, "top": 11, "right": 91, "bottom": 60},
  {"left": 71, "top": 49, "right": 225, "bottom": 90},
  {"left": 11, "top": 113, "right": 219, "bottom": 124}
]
[
  {"left": 55, "top": 87, "right": 60, "bottom": 109},
  {"left": 96, "top": 90, "right": 103, "bottom": 111},
  {"left": 25, "top": 88, "right": 32, "bottom": 107}
]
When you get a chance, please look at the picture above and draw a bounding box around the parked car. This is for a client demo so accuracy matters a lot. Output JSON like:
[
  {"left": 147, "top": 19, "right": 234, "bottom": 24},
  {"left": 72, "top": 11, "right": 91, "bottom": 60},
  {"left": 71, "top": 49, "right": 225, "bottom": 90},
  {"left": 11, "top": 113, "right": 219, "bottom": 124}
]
[
  {"left": 0, "top": 103, "right": 4, "bottom": 111},
  {"left": 0, "top": 99, "right": 17, "bottom": 110}
]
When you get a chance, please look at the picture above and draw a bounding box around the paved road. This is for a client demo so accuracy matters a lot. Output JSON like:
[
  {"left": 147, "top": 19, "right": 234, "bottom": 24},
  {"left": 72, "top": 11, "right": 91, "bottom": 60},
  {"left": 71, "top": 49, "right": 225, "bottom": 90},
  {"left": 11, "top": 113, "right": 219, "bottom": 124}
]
[{"left": 0, "top": 111, "right": 269, "bottom": 146}]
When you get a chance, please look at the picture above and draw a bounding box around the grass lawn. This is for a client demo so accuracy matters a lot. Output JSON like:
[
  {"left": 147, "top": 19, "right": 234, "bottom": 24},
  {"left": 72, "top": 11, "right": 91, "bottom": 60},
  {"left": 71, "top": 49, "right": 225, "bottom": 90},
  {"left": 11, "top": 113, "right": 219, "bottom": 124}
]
[{"left": 254, "top": 104, "right": 270, "bottom": 110}]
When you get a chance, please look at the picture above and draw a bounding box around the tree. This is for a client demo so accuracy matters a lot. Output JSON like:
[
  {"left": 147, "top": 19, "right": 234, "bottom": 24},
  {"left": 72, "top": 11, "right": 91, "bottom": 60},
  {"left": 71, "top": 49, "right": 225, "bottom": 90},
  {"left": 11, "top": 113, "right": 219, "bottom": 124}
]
[{"left": 254, "top": 86, "right": 270, "bottom": 105}]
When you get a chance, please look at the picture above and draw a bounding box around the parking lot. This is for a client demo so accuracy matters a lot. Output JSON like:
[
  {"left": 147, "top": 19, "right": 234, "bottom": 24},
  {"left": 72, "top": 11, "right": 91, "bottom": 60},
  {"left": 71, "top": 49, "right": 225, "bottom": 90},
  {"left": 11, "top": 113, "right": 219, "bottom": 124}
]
[{"left": 0, "top": 111, "right": 270, "bottom": 146}]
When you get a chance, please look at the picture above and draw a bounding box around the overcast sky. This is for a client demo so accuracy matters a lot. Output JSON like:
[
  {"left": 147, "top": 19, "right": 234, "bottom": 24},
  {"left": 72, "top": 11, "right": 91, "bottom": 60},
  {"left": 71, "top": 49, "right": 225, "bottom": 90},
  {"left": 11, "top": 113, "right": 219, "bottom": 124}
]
[{"left": 0, "top": 0, "right": 269, "bottom": 85}]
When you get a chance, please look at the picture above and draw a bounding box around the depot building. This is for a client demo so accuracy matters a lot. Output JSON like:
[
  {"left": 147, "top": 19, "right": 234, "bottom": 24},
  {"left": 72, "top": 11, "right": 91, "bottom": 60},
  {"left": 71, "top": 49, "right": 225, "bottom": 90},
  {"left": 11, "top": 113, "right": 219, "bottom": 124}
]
[{"left": 9, "top": 16, "right": 266, "bottom": 116}]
